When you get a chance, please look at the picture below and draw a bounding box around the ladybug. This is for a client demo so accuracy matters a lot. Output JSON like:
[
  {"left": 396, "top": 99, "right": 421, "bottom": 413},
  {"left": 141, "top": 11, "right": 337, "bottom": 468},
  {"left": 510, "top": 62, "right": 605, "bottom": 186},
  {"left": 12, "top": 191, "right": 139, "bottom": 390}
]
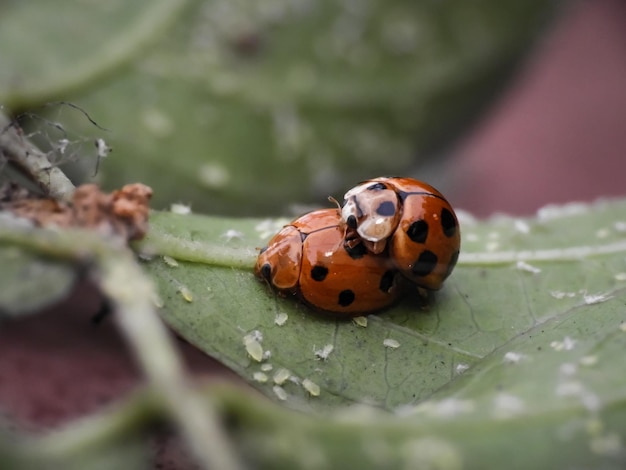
[
  {"left": 255, "top": 209, "right": 403, "bottom": 315},
  {"left": 341, "top": 177, "right": 460, "bottom": 290}
]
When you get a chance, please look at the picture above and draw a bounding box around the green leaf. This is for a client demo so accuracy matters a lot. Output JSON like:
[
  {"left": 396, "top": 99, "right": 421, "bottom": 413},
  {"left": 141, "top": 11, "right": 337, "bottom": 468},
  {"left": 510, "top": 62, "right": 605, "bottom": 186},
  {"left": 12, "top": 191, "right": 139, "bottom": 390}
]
[
  {"left": 140, "top": 199, "right": 626, "bottom": 466},
  {"left": 143, "top": 199, "right": 626, "bottom": 410},
  {"left": 212, "top": 379, "right": 626, "bottom": 470},
  {"left": 0, "top": 0, "right": 190, "bottom": 108},
  {"left": 14, "top": 0, "right": 559, "bottom": 214},
  {"left": 0, "top": 243, "right": 77, "bottom": 317},
  {"left": 0, "top": 425, "right": 149, "bottom": 470},
  {"left": 2, "top": 196, "right": 625, "bottom": 468}
]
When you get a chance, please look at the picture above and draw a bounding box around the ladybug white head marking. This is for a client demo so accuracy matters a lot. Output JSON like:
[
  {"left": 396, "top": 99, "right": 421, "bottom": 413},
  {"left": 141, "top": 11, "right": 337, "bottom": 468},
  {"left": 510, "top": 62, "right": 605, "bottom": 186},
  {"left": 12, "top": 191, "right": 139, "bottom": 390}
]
[{"left": 341, "top": 181, "right": 400, "bottom": 243}]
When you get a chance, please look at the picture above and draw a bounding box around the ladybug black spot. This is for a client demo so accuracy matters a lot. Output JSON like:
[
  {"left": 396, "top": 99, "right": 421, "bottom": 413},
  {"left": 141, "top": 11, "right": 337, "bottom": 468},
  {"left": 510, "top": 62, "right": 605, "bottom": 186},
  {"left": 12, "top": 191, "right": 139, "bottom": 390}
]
[
  {"left": 407, "top": 220, "right": 428, "bottom": 243},
  {"left": 411, "top": 250, "right": 438, "bottom": 277},
  {"left": 445, "top": 250, "right": 460, "bottom": 277},
  {"left": 338, "top": 289, "right": 355, "bottom": 306},
  {"left": 311, "top": 265, "right": 329, "bottom": 282},
  {"left": 344, "top": 240, "right": 367, "bottom": 259},
  {"left": 376, "top": 201, "right": 396, "bottom": 216},
  {"left": 441, "top": 208, "right": 457, "bottom": 237},
  {"left": 379, "top": 270, "right": 396, "bottom": 293},
  {"left": 260, "top": 263, "right": 272, "bottom": 280},
  {"left": 367, "top": 182, "right": 387, "bottom": 191},
  {"left": 346, "top": 214, "right": 357, "bottom": 229}
]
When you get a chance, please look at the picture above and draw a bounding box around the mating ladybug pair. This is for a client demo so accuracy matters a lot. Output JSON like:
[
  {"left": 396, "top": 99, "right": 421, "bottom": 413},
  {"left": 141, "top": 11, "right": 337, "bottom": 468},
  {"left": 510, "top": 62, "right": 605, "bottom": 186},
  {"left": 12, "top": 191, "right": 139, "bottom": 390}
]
[{"left": 255, "top": 177, "right": 461, "bottom": 316}]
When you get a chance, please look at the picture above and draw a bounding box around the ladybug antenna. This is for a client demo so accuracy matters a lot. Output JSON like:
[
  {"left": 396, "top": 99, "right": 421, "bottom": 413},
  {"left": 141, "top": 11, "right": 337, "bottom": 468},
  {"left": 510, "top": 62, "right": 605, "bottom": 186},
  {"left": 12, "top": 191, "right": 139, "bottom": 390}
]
[{"left": 327, "top": 196, "right": 342, "bottom": 212}]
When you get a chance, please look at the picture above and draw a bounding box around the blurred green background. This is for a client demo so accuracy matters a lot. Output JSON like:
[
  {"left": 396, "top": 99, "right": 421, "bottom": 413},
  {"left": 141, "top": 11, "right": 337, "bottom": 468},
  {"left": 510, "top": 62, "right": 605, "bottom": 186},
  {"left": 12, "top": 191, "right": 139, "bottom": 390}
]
[{"left": 1, "top": 0, "right": 560, "bottom": 216}]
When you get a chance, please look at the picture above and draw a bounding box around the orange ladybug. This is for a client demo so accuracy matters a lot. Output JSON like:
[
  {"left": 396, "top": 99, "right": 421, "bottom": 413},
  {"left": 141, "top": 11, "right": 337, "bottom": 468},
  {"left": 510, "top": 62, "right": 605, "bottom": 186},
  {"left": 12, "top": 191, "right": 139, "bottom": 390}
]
[
  {"left": 341, "top": 177, "right": 460, "bottom": 290},
  {"left": 255, "top": 209, "right": 403, "bottom": 315}
]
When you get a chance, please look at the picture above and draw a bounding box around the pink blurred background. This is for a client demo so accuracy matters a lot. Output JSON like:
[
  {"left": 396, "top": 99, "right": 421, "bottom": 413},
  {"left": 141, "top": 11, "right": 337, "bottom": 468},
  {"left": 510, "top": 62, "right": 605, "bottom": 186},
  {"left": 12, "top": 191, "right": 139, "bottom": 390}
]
[
  {"left": 1, "top": 0, "right": 625, "bottom": 467},
  {"left": 449, "top": 0, "right": 626, "bottom": 216}
]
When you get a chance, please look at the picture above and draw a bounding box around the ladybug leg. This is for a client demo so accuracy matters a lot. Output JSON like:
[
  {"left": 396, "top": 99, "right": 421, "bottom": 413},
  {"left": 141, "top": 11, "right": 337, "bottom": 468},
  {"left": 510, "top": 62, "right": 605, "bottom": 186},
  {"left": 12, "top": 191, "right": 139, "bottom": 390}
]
[
  {"left": 343, "top": 227, "right": 362, "bottom": 250},
  {"left": 416, "top": 286, "right": 429, "bottom": 299},
  {"left": 364, "top": 239, "right": 387, "bottom": 255}
]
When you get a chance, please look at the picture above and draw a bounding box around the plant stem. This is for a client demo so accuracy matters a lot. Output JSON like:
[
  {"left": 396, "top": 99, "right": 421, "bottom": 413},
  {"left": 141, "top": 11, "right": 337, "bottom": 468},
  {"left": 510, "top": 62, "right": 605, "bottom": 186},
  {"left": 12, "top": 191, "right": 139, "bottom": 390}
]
[
  {"left": 139, "top": 227, "right": 257, "bottom": 270},
  {"left": 29, "top": 389, "right": 157, "bottom": 458},
  {"left": 0, "top": 222, "right": 243, "bottom": 470},
  {"left": 458, "top": 239, "right": 626, "bottom": 266},
  {"left": 0, "top": 111, "right": 75, "bottom": 200}
]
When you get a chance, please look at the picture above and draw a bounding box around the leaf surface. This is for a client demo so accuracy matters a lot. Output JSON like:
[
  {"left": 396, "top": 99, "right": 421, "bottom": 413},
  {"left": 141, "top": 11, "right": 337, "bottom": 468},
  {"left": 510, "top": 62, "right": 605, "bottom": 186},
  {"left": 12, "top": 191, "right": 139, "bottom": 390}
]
[
  {"left": 15, "top": 0, "right": 559, "bottom": 214},
  {"left": 142, "top": 199, "right": 626, "bottom": 420},
  {"left": 0, "top": 245, "right": 76, "bottom": 317},
  {"left": 0, "top": 0, "right": 189, "bottom": 107}
]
